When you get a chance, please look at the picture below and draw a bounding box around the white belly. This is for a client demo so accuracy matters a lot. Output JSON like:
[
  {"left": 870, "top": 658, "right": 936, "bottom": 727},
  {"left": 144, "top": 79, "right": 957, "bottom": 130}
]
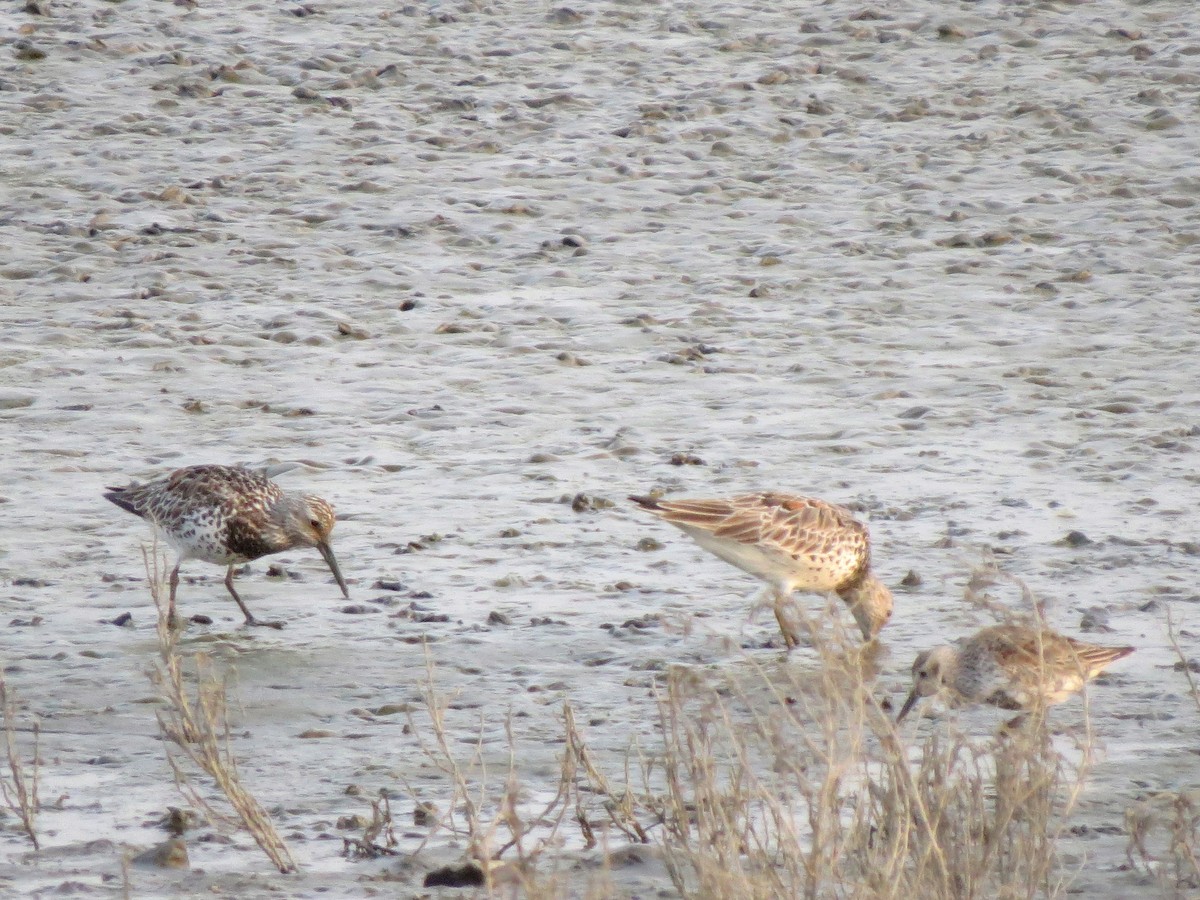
[{"left": 682, "top": 526, "right": 842, "bottom": 593}]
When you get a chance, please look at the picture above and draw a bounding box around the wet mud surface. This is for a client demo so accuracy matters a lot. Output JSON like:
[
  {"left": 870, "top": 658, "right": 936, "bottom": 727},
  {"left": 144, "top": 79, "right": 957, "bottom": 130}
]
[{"left": 1, "top": 0, "right": 1199, "bottom": 895}]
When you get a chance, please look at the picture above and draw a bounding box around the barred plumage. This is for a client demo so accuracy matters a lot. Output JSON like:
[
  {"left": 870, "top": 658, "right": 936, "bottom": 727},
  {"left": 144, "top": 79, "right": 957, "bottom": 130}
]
[
  {"left": 104, "top": 464, "right": 348, "bottom": 628},
  {"left": 629, "top": 492, "right": 892, "bottom": 646},
  {"left": 898, "top": 624, "right": 1134, "bottom": 723}
]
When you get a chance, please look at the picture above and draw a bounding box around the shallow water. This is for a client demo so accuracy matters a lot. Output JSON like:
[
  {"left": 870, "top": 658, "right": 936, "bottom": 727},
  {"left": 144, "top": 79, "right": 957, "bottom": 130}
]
[{"left": 1, "top": 0, "right": 1198, "bottom": 894}]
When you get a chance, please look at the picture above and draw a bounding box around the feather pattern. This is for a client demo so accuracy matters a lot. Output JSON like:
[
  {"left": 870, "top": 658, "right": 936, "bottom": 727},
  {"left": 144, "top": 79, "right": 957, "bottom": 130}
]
[
  {"left": 899, "top": 624, "right": 1134, "bottom": 721},
  {"left": 104, "top": 464, "right": 348, "bottom": 627},
  {"left": 629, "top": 492, "right": 891, "bottom": 643}
]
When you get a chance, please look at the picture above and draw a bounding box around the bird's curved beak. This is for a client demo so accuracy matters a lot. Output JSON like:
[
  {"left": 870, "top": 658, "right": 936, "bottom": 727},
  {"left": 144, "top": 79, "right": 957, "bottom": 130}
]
[
  {"left": 318, "top": 540, "right": 349, "bottom": 599},
  {"left": 896, "top": 689, "right": 920, "bottom": 723}
]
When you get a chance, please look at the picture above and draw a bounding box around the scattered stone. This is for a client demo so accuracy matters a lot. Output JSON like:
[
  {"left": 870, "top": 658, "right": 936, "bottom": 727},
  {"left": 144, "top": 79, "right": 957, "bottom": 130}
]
[
  {"left": 14, "top": 42, "right": 47, "bottom": 61},
  {"left": 108, "top": 612, "right": 133, "bottom": 627},
  {"left": 1079, "top": 607, "right": 1112, "bottom": 633},
  {"left": 156, "top": 807, "right": 198, "bottom": 836},
  {"left": 413, "top": 801, "right": 436, "bottom": 826},
  {"left": 636, "top": 537, "right": 664, "bottom": 552},
  {"left": 372, "top": 703, "right": 411, "bottom": 716},
  {"left": 1060, "top": 530, "right": 1092, "bottom": 548},
  {"left": 0, "top": 392, "right": 34, "bottom": 410},
  {"left": 189, "top": 614, "right": 212, "bottom": 625},
  {"left": 898, "top": 405, "right": 931, "bottom": 419},
  {"left": 341, "top": 604, "right": 376, "bottom": 615},
  {"left": 13, "top": 577, "right": 50, "bottom": 587},
  {"left": 899, "top": 570, "right": 922, "bottom": 588},
  {"left": 669, "top": 452, "right": 705, "bottom": 466},
  {"left": 372, "top": 580, "right": 407, "bottom": 592},
  {"left": 337, "top": 814, "right": 370, "bottom": 830},
  {"left": 424, "top": 863, "right": 484, "bottom": 888},
  {"left": 570, "top": 493, "right": 593, "bottom": 512},
  {"left": 298, "top": 729, "right": 336, "bottom": 739},
  {"left": 487, "top": 610, "right": 512, "bottom": 626},
  {"left": 131, "top": 838, "right": 189, "bottom": 870}
]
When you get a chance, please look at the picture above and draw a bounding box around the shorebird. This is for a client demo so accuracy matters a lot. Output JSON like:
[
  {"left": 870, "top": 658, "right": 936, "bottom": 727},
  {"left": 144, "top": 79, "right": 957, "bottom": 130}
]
[
  {"left": 628, "top": 492, "right": 892, "bottom": 646},
  {"left": 897, "top": 624, "right": 1134, "bottom": 723},
  {"left": 104, "top": 464, "right": 349, "bottom": 628}
]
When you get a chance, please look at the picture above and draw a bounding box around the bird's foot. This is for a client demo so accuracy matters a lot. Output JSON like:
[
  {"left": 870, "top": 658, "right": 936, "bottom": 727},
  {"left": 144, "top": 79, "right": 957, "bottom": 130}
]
[{"left": 245, "top": 617, "right": 286, "bottom": 630}]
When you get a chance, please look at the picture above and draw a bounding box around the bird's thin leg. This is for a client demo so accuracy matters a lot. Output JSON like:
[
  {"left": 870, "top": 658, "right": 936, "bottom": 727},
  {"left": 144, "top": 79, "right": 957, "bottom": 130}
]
[
  {"left": 167, "top": 563, "right": 182, "bottom": 631},
  {"left": 224, "top": 566, "right": 284, "bottom": 629},
  {"left": 771, "top": 589, "right": 800, "bottom": 650}
]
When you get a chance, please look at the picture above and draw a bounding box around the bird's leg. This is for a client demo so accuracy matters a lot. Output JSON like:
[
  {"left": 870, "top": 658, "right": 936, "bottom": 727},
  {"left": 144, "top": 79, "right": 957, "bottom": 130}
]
[
  {"left": 167, "top": 563, "right": 182, "bottom": 631},
  {"left": 224, "top": 566, "right": 285, "bottom": 629},
  {"left": 771, "top": 588, "right": 800, "bottom": 650}
]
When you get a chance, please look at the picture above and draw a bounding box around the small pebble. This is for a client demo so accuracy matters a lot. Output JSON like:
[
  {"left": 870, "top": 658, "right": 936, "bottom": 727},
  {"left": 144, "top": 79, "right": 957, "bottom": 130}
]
[
  {"left": 131, "top": 838, "right": 189, "bottom": 870},
  {"left": 487, "top": 610, "right": 512, "bottom": 626}
]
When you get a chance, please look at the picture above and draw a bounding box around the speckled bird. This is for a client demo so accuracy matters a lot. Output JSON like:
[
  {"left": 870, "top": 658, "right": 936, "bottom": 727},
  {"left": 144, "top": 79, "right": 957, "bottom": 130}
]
[
  {"left": 897, "top": 624, "right": 1134, "bottom": 723},
  {"left": 104, "top": 464, "right": 349, "bottom": 628},
  {"left": 629, "top": 492, "right": 893, "bottom": 646}
]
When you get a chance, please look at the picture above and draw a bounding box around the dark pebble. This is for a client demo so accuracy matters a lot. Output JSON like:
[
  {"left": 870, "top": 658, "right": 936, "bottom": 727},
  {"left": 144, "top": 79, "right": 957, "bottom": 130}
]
[
  {"left": 487, "top": 610, "right": 512, "bottom": 626},
  {"left": 341, "top": 604, "right": 377, "bottom": 615},
  {"left": 669, "top": 452, "right": 705, "bottom": 466},
  {"left": 898, "top": 405, "right": 931, "bottom": 419},
  {"left": 372, "top": 580, "right": 407, "bottom": 592},
  {"left": 424, "top": 863, "right": 484, "bottom": 888},
  {"left": 1061, "top": 530, "right": 1092, "bottom": 547},
  {"left": 1079, "top": 607, "right": 1112, "bottom": 632},
  {"left": 190, "top": 614, "right": 212, "bottom": 625},
  {"left": 12, "top": 577, "right": 50, "bottom": 587},
  {"left": 413, "top": 802, "right": 436, "bottom": 826},
  {"left": 900, "top": 570, "right": 922, "bottom": 587},
  {"left": 108, "top": 612, "right": 134, "bottom": 627}
]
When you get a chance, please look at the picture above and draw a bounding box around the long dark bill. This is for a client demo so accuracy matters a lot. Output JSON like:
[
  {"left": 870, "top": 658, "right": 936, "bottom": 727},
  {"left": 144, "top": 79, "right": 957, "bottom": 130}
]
[
  {"left": 318, "top": 541, "right": 350, "bottom": 599},
  {"left": 896, "top": 689, "right": 920, "bottom": 723}
]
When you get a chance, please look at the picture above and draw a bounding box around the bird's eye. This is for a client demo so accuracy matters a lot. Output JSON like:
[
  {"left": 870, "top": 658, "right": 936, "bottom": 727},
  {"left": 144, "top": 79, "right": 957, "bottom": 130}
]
[{"left": 310, "top": 518, "right": 321, "bottom": 529}]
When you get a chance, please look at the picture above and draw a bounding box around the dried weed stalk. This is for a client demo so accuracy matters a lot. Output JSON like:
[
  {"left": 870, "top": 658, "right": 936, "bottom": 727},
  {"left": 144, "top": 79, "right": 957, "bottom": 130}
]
[
  {"left": 145, "top": 548, "right": 297, "bottom": 874},
  {"left": 401, "top": 648, "right": 621, "bottom": 895},
  {"left": 643, "top": 597, "right": 1088, "bottom": 900},
  {"left": 1123, "top": 609, "right": 1200, "bottom": 897},
  {"left": 0, "top": 671, "right": 40, "bottom": 850},
  {"left": 342, "top": 790, "right": 399, "bottom": 859}
]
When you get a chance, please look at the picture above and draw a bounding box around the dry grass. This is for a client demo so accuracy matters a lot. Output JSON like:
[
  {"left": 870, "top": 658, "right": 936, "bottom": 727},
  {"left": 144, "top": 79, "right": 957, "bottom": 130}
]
[
  {"left": 638, "top": 600, "right": 1085, "bottom": 900},
  {"left": 395, "top": 587, "right": 1097, "bottom": 900},
  {"left": 0, "top": 671, "right": 40, "bottom": 851},
  {"left": 145, "top": 549, "right": 297, "bottom": 874},
  {"left": 1123, "top": 609, "right": 1200, "bottom": 898},
  {"left": 398, "top": 647, "right": 622, "bottom": 896}
]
